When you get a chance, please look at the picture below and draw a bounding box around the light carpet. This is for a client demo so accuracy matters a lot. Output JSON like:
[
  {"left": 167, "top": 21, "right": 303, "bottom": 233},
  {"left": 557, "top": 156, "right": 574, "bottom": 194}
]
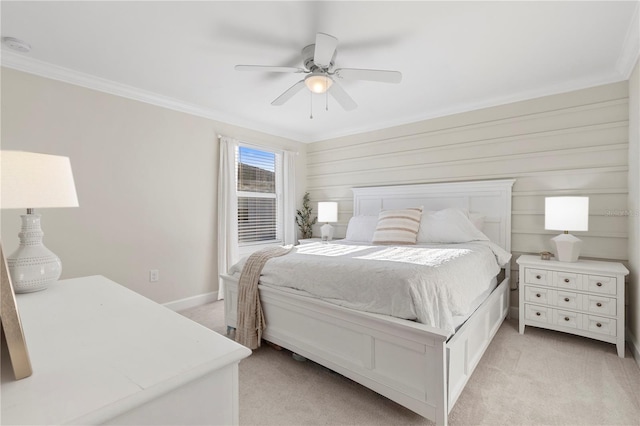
[{"left": 180, "top": 301, "right": 640, "bottom": 425}]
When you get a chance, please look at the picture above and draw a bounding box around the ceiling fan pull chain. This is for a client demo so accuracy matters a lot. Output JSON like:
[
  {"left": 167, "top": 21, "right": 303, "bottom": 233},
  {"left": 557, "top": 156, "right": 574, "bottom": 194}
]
[
  {"left": 310, "top": 92, "right": 313, "bottom": 119},
  {"left": 326, "top": 88, "right": 329, "bottom": 111}
]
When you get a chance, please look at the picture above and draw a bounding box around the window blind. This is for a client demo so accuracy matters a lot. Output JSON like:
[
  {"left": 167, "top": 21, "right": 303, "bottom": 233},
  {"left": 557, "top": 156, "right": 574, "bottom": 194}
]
[
  {"left": 236, "top": 146, "right": 280, "bottom": 245},
  {"left": 238, "top": 196, "right": 277, "bottom": 243},
  {"left": 237, "top": 148, "right": 275, "bottom": 193}
]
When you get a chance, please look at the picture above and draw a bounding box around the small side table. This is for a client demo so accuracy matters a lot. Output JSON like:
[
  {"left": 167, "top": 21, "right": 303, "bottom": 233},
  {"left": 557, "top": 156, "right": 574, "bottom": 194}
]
[{"left": 517, "top": 254, "right": 628, "bottom": 357}]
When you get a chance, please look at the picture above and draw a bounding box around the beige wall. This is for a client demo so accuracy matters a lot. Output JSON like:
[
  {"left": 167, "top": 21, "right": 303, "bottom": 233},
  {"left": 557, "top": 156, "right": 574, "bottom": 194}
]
[
  {"left": 308, "top": 82, "right": 629, "bottom": 311},
  {"left": 628, "top": 57, "right": 640, "bottom": 363},
  {"left": 0, "top": 68, "right": 306, "bottom": 305}
]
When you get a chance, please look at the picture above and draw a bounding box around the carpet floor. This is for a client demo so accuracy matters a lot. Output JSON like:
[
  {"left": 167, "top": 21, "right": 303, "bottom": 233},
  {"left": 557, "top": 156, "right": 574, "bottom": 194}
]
[{"left": 180, "top": 301, "right": 640, "bottom": 426}]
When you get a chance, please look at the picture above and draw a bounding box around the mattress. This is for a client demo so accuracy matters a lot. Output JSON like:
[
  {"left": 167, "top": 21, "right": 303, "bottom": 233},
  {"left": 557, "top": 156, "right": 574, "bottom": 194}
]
[
  {"left": 229, "top": 240, "right": 511, "bottom": 335},
  {"left": 452, "top": 275, "right": 498, "bottom": 330}
]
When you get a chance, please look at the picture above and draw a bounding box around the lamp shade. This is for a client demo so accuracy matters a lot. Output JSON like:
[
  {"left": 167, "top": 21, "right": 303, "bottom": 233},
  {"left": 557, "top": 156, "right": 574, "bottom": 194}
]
[
  {"left": 545, "top": 196, "right": 589, "bottom": 232},
  {"left": 1, "top": 151, "right": 79, "bottom": 209},
  {"left": 317, "top": 202, "right": 338, "bottom": 223}
]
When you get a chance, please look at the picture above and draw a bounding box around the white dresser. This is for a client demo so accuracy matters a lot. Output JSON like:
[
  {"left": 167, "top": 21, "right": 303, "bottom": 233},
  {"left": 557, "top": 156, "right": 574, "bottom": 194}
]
[
  {"left": 1, "top": 275, "right": 251, "bottom": 425},
  {"left": 517, "top": 255, "right": 628, "bottom": 357}
]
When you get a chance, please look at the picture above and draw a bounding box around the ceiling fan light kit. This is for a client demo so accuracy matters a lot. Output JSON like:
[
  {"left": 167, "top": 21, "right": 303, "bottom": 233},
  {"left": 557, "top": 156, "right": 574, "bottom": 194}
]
[
  {"left": 236, "top": 32, "right": 402, "bottom": 114},
  {"left": 305, "top": 73, "right": 333, "bottom": 94}
]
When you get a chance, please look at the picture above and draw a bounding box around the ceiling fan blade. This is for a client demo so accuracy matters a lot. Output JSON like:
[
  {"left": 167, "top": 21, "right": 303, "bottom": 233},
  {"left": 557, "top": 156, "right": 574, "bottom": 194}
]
[
  {"left": 314, "top": 33, "right": 338, "bottom": 68},
  {"left": 235, "top": 65, "right": 305, "bottom": 73},
  {"left": 271, "top": 80, "right": 306, "bottom": 106},
  {"left": 328, "top": 81, "right": 357, "bottom": 111},
  {"left": 334, "top": 68, "right": 402, "bottom": 83}
]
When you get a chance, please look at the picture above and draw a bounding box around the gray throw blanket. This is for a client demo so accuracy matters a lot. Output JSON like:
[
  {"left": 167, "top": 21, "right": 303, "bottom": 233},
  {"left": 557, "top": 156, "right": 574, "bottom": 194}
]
[{"left": 235, "top": 245, "right": 292, "bottom": 349}]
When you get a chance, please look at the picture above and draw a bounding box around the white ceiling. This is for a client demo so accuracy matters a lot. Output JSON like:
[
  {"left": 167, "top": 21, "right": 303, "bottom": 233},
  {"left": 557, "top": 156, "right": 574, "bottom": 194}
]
[{"left": 2, "top": 1, "right": 639, "bottom": 143}]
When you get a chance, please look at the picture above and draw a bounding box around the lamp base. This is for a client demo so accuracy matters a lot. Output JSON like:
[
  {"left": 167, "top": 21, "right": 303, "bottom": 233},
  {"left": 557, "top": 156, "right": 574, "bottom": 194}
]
[
  {"left": 551, "top": 233, "right": 583, "bottom": 262},
  {"left": 320, "top": 223, "right": 334, "bottom": 242},
  {"left": 7, "top": 214, "right": 62, "bottom": 293}
]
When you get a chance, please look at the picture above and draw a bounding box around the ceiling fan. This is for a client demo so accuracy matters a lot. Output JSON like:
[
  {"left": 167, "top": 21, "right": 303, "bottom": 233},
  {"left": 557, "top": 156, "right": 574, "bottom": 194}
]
[{"left": 235, "top": 32, "right": 402, "bottom": 112}]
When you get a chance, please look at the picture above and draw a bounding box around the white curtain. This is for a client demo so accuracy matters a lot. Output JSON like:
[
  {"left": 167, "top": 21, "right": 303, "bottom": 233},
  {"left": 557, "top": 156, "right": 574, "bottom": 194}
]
[
  {"left": 283, "top": 150, "right": 297, "bottom": 246},
  {"left": 217, "top": 136, "right": 239, "bottom": 300}
]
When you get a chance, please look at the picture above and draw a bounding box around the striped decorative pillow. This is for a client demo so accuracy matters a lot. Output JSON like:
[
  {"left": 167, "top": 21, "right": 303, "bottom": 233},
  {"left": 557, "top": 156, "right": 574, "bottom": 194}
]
[{"left": 372, "top": 207, "right": 423, "bottom": 245}]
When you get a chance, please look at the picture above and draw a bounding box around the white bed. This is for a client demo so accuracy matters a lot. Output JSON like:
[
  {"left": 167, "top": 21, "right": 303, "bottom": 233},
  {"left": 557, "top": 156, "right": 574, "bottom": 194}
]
[{"left": 221, "top": 179, "right": 515, "bottom": 426}]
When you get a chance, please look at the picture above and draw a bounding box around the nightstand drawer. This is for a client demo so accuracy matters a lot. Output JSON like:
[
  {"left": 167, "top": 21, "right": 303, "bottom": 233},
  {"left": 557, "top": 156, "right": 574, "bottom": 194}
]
[
  {"left": 525, "top": 286, "right": 552, "bottom": 304},
  {"left": 555, "top": 290, "right": 580, "bottom": 310},
  {"left": 525, "top": 304, "right": 551, "bottom": 323},
  {"left": 525, "top": 268, "right": 551, "bottom": 286},
  {"left": 554, "top": 309, "right": 580, "bottom": 329},
  {"left": 585, "top": 315, "right": 616, "bottom": 336},
  {"left": 585, "top": 294, "right": 616, "bottom": 316},
  {"left": 586, "top": 275, "right": 616, "bottom": 295},
  {"left": 554, "top": 271, "right": 580, "bottom": 290}
]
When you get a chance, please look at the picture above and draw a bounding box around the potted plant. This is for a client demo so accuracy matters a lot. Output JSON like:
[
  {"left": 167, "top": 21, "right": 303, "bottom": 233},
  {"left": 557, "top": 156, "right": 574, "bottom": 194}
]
[{"left": 295, "top": 192, "right": 317, "bottom": 239}]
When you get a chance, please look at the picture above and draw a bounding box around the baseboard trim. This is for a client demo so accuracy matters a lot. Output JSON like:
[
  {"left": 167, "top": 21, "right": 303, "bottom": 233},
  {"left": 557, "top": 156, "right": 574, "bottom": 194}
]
[
  {"left": 626, "top": 329, "right": 640, "bottom": 369},
  {"left": 163, "top": 291, "right": 219, "bottom": 312}
]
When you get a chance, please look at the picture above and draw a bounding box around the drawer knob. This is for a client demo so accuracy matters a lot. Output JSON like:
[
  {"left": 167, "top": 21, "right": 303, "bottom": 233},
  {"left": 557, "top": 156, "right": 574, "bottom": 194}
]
[
  {"left": 564, "top": 297, "right": 570, "bottom": 302},
  {"left": 596, "top": 302, "right": 602, "bottom": 307},
  {"left": 536, "top": 312, "right": 541, "bottom": 316},
  {"left": 536, "top": 275, "right": 541, "bottom": 279},
  {"left": 596, "top": 322, "right": 602, "bottom": 328},
  {"left": 536, "top": 293, "right": 541, "bottom": 298},
  {"left": 564, "top": 278, "right": 570, "bottom": 283},
  {"left": 596, "top": 282, "right": 603, "bottom": 287},
  {"left": 564, "top": 317, "right": 570, "bottom": 321}
]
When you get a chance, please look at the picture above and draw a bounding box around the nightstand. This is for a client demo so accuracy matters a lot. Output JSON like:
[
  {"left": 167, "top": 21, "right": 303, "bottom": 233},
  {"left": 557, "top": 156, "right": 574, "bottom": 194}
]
[{"left": 517, "top": 254, "right": 628, "bottom": 357}]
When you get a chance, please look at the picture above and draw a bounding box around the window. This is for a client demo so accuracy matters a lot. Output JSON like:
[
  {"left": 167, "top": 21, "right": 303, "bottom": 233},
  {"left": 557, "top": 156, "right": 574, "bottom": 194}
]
[{"left": 236, "top": 145, "right": 283, "bottom": 245}]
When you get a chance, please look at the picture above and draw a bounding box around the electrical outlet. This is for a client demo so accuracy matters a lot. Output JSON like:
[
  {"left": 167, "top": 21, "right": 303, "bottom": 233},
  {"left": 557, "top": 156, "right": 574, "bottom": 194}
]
[{"left": 149, "top": 269, "right": 159, "bottom": 282}]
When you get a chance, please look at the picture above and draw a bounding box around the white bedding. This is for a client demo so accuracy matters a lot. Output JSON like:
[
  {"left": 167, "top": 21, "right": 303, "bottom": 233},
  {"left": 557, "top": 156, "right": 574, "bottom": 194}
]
[{"left": 229, "top": 240, "right": 511, "bottom": 335}]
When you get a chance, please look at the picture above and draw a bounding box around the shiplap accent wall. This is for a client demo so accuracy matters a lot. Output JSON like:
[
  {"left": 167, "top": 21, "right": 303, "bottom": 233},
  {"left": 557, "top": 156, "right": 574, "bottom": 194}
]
[{"left": 307, "top": 82, "right": 629, "bottom": 305}]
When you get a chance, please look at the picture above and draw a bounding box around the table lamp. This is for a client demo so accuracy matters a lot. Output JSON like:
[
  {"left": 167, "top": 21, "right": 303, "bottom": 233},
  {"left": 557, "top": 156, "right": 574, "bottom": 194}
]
[
  {"left": 0, "top": 151, "right": 79, "bottom": 293},
  {"left": 318, "top": 202, "right": 338, "bottom": 241},
  {"left": 544, "top": 196, "right": 589, "bottom": 262}
]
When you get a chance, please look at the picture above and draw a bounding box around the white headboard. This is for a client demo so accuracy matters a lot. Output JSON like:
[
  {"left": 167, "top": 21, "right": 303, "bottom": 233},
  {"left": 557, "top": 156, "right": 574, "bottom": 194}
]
[{"left": 351, "top": 179, "right": 515, "bottom": 253}]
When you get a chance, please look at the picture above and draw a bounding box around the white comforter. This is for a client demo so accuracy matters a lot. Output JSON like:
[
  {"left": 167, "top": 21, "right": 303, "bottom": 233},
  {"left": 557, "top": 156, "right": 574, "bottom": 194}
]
[{"left": 229, "top": 240, "right": 511, "bottom": 335}]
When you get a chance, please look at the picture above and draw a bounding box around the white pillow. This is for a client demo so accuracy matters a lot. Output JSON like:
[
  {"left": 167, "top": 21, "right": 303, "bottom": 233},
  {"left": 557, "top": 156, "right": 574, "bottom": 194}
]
[
  {"left": 469, "top": 212, "right": 486, "bottom": 231},
  {"left": 372, "top": 207, "right": 423, "bottom": 245},
  {"left": 344, "top": 215, "right": 379, "bottom": 242},
  {"left": 417, "top": 208, "right": 489, "bottom": 243}
]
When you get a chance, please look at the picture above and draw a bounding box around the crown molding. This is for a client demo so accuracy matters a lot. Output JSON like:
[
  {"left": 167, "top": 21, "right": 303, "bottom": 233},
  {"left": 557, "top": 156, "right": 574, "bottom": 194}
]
[
  {"left": 2, "top": 31, "right": 636, "bottom": 146},
  {"left": 616, "top": 1, "right": 640, "bottom": 79},
  {"left": 0, "top": 51, "right": 310, "bottom": 143}
]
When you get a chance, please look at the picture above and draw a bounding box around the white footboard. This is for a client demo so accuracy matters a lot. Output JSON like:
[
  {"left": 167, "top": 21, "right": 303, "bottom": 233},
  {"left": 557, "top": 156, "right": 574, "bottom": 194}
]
[{"left": 221, "top": 274, "right": 509, "bottom": 426}]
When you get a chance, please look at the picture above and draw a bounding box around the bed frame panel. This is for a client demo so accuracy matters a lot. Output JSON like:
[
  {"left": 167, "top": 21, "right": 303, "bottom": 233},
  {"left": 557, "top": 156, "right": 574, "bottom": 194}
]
[{"left": 222, "top": 179, "right": 515, "bottom": 426}]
